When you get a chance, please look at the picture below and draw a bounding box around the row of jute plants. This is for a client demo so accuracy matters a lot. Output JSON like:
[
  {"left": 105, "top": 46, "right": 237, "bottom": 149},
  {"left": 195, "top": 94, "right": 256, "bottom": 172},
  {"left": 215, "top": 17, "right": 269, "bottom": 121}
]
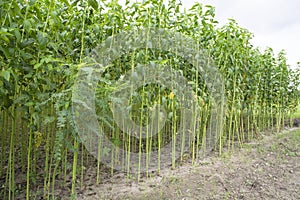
[{"left": 1, "top": 0, "right": 299, "bottom": 199}]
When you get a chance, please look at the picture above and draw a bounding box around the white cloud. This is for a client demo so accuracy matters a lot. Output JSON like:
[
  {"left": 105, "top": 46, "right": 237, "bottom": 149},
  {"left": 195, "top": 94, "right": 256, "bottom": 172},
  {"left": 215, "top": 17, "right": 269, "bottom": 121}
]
[{"left": 251, "top": 21, "right": 300, "bottom": 67}]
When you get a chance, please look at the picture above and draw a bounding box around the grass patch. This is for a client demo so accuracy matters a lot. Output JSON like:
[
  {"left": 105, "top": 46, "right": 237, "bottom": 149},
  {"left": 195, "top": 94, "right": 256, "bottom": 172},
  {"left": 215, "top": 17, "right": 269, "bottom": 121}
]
[
  {"left": 291, "top": 106, "right": 300, "bottom": 118},
  {"left": 291, "top": 129, "right": 300, "bottom": 140},
  {"left": 276, "top": 130, "right": 300, "bottom": 157}
]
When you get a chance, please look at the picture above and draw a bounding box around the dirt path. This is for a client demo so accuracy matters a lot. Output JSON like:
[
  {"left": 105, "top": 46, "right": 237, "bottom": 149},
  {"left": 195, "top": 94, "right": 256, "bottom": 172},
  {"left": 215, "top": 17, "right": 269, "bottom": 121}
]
[{"left": 76, "top": 128, "right": 300, "bottom": 200}]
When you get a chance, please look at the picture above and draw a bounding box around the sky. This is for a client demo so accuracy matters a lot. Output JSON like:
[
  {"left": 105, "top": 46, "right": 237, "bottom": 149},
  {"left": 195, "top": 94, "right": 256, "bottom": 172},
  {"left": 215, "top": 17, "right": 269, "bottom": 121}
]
[
  {"left": 118, "top": 0, "right": 300, "bottom": 69},
  {"left": 183, "top": 0, "right": 300, "bottom": 69}
]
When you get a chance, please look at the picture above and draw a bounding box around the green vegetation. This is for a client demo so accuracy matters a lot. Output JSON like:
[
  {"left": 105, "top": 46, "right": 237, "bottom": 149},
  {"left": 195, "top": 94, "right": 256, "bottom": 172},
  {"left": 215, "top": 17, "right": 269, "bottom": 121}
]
[
  {"left": 0, "top": 0, "right": 299, "bottom": 199},
  {"left": 292, "top": 106, "right": 300, "bottom": 118}
]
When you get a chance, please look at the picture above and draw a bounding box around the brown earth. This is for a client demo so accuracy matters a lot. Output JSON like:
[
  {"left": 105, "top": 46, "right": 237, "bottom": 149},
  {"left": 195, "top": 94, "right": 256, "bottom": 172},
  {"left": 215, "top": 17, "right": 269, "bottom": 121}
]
[{"left": 75, "top": 127, "right": 300, "bottom": 200}]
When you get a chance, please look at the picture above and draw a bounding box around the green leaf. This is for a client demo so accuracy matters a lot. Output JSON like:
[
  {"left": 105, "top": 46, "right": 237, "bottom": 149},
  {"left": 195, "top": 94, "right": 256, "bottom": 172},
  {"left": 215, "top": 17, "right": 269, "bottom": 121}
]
[
  {"left": 43, "top": 116, "right": 56, "bottom": 125},
  {"left": 25, "top": 101, "right": 35, "bottom": 107},
  {"left": 34, "top": 62, "right": 42, "bottom": 69},
  {"left": 3, "top": 70, "right": 10, "bottom": 81},
  {"left": 13, "top": 94, "right": 30, "bottom": 104},
  {"left": 37, "top": 31, "right": 48, "bottom": 46},
  {"left": 88, "top": 0, "right": 98, "bottom": 10},
  {"left": 14, "top": 29, "right": 21, "bottom": 43},
  {"left": 0, "top": 35, "right": 10, "bottom": 43},
  {"left": 23, "top": 19, "right": 32, "bottom": 31}
]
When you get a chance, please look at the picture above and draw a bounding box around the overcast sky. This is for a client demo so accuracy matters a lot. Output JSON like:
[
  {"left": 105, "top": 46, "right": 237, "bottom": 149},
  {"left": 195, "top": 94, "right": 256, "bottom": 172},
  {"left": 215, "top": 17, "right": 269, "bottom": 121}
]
[
  {"left": 183, "top": 0, "right": 300, "bottom": 69},
  {"left": 118, "top": 0, "right": 300, "bottom": 69}
]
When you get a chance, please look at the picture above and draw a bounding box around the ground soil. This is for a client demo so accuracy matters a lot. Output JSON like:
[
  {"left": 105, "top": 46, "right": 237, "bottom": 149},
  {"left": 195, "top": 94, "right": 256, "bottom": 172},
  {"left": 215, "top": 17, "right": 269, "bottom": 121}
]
[
  {"left": 4, "top": 121, "right": 299, "bottom": 200},
  {"left": 75, "top": 127, "right": 300, "bottom": 200}
]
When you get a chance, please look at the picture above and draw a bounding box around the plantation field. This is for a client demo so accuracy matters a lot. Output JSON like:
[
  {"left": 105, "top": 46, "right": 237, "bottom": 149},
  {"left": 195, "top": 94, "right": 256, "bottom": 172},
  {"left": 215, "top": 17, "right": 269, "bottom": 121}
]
[{"left": 0, "top": 0, "right": 299, "bottom": 199}]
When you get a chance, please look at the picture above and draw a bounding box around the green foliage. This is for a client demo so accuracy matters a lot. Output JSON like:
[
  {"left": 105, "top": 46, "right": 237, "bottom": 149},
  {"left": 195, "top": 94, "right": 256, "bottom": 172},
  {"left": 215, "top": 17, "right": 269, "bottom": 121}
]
[{"left": 0, "top": 0, "right": 299, "bottom": 199}]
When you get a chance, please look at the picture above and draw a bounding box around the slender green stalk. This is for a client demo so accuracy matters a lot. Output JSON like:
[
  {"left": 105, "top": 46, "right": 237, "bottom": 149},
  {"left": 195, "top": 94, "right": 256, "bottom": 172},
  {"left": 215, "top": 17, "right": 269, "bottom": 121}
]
[
  {"left": 26, "top": 114, "right": 33, "bottom": 200},
  {"left": 8, "top": 107, "right": 16, "bottom": 200},
  {"left": 71, "top": 139, "right": 79, "bottom": 200}
]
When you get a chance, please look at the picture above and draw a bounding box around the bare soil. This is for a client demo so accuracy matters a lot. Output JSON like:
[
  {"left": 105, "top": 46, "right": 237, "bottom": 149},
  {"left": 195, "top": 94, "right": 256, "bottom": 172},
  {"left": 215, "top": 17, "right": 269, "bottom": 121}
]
[{"left": 76, "top": 127, "right": 300, "bottom": 200}]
